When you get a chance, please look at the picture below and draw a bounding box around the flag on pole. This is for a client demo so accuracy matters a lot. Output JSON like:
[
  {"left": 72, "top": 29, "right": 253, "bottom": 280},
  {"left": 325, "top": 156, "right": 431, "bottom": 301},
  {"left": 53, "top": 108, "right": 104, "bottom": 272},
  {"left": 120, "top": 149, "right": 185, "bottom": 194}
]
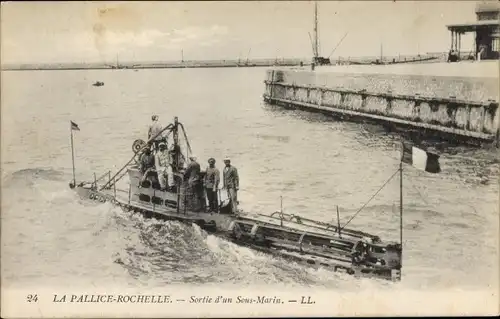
[
  {"left": 401, "top": 142, "right": 441, "bottom": 173},
  {"left": 71, "top": 121, "right": 80, "bottom": 131}
]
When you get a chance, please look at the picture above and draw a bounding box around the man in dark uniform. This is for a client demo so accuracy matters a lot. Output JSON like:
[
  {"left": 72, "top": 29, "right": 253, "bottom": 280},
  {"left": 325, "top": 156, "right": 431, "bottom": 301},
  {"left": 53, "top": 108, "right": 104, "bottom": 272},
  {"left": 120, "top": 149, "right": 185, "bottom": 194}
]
[
  {"left": 139, "top": 148, "right": 155, "bottom": 185},
  {"left": 184, "top": 155, "right": 204, "bottom": 211},
  {"left": 204, "top": 158, "right": 220, "bottom": 212}
]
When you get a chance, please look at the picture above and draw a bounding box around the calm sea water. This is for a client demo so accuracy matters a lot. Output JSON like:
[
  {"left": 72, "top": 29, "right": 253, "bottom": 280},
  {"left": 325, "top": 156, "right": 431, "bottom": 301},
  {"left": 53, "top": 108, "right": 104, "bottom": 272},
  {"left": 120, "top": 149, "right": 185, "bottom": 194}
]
[{"left": 1, "top": 67, "right": 498, "bottom": 292}]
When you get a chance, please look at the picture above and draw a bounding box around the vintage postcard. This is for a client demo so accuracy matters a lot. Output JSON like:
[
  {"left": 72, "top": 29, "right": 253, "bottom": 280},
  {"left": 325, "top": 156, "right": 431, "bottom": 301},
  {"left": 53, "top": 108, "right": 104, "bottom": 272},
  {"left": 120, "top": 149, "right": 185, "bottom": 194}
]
[{"left": 1, "top": 0, "right": 499, "bottom": 317}]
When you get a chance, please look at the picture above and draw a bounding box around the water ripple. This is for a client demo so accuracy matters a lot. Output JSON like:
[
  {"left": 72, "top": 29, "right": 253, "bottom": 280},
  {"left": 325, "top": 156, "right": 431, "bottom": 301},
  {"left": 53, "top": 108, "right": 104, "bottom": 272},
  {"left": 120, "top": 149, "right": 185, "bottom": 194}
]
[{"left": 1, "top": 68, "right": 498, "bottom": 291}]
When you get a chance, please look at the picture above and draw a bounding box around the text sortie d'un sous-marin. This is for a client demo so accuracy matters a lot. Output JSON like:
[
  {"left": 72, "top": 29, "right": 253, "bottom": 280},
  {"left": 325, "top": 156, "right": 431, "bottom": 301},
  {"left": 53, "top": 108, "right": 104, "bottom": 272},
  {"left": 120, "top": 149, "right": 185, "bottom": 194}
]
[{"left": 52, "top": 294, "right": 316, "bottom": 305}]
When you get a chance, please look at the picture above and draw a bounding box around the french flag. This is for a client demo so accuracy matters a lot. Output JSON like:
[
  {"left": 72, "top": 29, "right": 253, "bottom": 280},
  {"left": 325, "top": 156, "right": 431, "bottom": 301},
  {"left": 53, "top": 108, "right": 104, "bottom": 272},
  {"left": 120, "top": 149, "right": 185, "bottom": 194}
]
[
  {"left": 401, "top": 142, "right": 441, "bottom": 173},
  {"left": 70, "top": 121, "right": 80, "bottom": 131}
]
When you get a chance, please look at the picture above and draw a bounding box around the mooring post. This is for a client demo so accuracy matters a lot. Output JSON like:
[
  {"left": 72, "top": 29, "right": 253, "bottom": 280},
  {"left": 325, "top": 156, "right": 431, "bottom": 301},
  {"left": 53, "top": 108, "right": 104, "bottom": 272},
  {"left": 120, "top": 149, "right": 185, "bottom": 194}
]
[
  {"left": 318, "top": 88, "right": 323, "bottom": 106},
  {"left": 385, "top": 92, "right": 393, "bottom": 114},
  {"left": 479, "top": 106, "right": 486, "bottom": 134},
  {"left": 360, "top": 93, "right": 367, "bottom": 109}
]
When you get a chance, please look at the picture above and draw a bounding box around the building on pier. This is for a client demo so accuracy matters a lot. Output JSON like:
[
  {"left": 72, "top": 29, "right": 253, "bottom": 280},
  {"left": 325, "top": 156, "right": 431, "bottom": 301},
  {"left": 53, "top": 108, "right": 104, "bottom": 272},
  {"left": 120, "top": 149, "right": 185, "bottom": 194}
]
[{"left": 446, "top": 1, "right": 499, "bottom": 61}]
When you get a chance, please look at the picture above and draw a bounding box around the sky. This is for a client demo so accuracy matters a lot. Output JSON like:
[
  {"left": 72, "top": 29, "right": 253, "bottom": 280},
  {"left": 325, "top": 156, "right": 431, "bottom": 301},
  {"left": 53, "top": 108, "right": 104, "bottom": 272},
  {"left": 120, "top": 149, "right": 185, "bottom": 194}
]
[{"left": 1, "top": 1, "right": 481, "bottom": 64}]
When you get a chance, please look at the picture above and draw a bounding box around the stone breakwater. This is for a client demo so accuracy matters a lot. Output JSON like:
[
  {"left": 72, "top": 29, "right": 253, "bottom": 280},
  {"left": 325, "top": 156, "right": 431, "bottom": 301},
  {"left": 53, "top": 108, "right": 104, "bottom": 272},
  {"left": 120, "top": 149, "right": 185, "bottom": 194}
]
[{"left": 263, "top": 63, "right": 499, "bottom": 146}]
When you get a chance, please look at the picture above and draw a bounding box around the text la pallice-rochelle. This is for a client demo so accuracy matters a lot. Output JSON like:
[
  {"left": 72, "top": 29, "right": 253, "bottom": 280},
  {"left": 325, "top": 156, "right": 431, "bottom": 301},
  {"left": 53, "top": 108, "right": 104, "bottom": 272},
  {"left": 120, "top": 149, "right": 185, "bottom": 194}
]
[{"left": 53, "top": 294, "right": 172, "bottom": 303}]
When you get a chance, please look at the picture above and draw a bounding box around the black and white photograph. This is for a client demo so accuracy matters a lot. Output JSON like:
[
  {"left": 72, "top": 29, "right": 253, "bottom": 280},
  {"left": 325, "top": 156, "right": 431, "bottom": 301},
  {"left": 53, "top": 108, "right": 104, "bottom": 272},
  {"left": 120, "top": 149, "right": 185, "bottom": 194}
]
[{"left": 1, "top": 1, "right": 499, "bottom": 317}]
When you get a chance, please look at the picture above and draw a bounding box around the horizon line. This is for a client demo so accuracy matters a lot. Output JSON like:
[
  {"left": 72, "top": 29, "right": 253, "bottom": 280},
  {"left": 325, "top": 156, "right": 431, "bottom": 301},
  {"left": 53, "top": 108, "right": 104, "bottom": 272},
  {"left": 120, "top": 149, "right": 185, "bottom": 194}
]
[{"left": 1, "top": 52, "right": 449, "bottom": 67}]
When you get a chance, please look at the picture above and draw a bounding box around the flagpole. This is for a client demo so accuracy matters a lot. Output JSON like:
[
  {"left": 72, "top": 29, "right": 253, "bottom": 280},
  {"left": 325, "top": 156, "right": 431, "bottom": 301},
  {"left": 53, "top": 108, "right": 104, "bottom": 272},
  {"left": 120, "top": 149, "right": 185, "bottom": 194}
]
[
  {"left": 399, "top": 160, "right": 403, "bottom": 258},
  {"left": 399, "top": 142, "right": 404, "bottom": 276},
  {"left": 71, "top": 124, "right": 76, "bottom": 186}
]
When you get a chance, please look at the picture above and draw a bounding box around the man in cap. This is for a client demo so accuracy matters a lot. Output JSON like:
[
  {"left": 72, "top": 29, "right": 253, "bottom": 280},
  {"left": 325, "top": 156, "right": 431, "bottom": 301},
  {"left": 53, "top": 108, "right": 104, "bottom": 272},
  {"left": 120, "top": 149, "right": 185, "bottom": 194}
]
[
  {"left": 204, "top": 158, "right": 220, "bottom": 213},
  {"left": 223, "top": 157, "right": 239, "bottom": 214},
  {"left": 148, "top": 115, "right": 164, "bottom": 152},
  {"left": 185, "top": 155, "right": 201, "bottom": 183},
  {"left": 139, "top": 148, "right": 156, "bottom": 186},
  {"left": 155, "top": 142, "right": 171, "bottom": 191}
]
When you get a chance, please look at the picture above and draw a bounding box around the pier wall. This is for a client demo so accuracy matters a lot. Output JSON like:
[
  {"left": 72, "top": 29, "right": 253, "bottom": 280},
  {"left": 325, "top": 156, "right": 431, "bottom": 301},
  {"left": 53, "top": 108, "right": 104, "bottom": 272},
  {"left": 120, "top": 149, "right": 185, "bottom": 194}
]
[{"left": 263, "top": 66, "right": 500, "bottom": 145}]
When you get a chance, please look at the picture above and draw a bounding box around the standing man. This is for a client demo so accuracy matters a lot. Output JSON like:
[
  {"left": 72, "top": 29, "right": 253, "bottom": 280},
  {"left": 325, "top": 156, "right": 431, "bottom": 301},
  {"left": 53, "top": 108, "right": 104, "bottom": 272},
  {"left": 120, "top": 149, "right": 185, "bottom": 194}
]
[
  {"left": 223, "top": 157, "right": 239, "bottom": 214},
  {"left": 148, "top": 115, "right": 164, "bottom": 152},
  {"left": 184, "top": 155, "right": 204, "bottom": 211},
  {"left": 184, "top": 156, "right": 201, "bottom": 185},
  {"left": 155, "top": 142, "right": 170, "bottom": 191},
  {"left": 204, "top": 158, "right": 220, "bottom": 213}
]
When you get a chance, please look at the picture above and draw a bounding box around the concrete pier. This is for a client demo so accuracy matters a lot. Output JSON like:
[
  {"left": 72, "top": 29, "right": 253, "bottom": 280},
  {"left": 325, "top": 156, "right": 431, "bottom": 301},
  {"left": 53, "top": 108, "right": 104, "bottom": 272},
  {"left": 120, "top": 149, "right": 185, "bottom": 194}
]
[{"left": 263, "top": 61, "right": 499, "bottom": 146}]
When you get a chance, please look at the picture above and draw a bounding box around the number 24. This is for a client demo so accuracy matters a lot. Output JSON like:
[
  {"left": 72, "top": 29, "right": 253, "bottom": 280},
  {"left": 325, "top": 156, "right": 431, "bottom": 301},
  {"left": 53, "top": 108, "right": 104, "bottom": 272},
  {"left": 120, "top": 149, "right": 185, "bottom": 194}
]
[{"left": 27, "top": 294, "right": 38, "bottom": 302}]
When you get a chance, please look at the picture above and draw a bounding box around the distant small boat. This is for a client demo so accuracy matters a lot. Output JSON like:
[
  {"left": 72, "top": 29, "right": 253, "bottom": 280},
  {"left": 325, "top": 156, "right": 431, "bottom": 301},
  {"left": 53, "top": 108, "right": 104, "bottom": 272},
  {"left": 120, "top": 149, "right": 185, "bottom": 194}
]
[{"left": 92, "top": 81, "right": 104, "bottom": 87}]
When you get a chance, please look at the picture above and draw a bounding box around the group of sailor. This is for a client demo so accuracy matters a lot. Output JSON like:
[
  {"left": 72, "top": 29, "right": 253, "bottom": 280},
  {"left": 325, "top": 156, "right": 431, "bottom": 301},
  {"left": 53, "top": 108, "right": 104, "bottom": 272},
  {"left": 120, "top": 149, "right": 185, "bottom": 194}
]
[{"left": 139, "top": 115, "right": 239, "bottom": 214}]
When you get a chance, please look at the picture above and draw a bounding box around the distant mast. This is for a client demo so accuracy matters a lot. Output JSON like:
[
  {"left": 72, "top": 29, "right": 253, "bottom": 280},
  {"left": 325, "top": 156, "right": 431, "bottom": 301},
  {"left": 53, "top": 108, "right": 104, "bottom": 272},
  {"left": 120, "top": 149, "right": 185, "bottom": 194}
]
[
  {"left": 311, "top": 1, "right": 330, "bottom": 66},
  {"left": 313, "top": 1, "right": 319, "bottom": 60},
  {"left": 380, "top": 43, "right": 383, "bottom": 63},
  {"left": 246, "top": 48, "right": 251, "bottom": 65}
]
